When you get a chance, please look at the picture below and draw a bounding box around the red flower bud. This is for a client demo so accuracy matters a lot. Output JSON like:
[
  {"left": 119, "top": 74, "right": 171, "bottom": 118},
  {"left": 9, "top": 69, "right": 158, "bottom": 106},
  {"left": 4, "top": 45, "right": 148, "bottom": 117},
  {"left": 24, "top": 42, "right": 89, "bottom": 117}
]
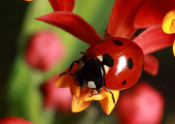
[
  {"left": 116, "top": 82, "right": 164, "bottom": 124},
  {"left": 40, "top": 76, "right": 72, "bottom": 112},
  {"left": 26, "top": 30, "right": 66, "bottom": 71},
  {"left": 0, "top": 117, "right": 32, "bottom": 124}
]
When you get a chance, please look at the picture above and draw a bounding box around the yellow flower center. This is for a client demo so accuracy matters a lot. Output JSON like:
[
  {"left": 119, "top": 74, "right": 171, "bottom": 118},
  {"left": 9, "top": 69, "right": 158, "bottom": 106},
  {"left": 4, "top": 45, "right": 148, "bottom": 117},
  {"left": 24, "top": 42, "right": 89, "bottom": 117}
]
[
  {"left": 162, "top": 10, "right": 175, "bottom": 56},
  {"left": 162, "top": 10, "right": 175, "bottom": 34}
]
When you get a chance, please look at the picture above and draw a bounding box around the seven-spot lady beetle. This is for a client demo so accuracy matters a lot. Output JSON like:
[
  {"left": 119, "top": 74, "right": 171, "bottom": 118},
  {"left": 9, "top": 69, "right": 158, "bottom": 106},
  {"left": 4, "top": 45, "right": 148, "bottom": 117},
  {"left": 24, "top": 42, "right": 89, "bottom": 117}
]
[{"left": 60, "top": 37, "right": 144, "bottom": 104}]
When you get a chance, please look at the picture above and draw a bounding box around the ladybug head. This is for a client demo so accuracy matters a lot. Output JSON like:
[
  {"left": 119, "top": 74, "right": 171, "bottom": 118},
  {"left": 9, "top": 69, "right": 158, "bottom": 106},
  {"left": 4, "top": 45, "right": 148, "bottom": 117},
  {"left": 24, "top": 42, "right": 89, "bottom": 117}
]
[
  {"left": 74, "top": 53, "right": 115, "bottom": 89},
  {"left": 59, "top": 52, "right": 117, "bottom": 104}
]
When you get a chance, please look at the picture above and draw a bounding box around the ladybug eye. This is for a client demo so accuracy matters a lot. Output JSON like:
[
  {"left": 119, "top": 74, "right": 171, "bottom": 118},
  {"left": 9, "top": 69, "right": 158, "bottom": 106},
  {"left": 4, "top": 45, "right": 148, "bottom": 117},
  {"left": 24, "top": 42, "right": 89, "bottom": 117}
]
[{"left": 102, "top": 53, "right": 114, "bottom": 67}]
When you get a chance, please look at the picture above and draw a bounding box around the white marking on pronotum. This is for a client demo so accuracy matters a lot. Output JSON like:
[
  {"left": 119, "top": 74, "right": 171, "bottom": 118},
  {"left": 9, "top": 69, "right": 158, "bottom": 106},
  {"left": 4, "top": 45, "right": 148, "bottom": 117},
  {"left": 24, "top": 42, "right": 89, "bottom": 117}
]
[
  {"left": 88, "top": 81, "right": 96, "bottom": 89},
  {"left": 97, "top": 55, "right": 103, "bottom": 62},
  {"left": 78, "top": 60, "right": 84, "bottom": 69},
  {"left": 104, "top": 65, "right": 109, "bottom": 73}
]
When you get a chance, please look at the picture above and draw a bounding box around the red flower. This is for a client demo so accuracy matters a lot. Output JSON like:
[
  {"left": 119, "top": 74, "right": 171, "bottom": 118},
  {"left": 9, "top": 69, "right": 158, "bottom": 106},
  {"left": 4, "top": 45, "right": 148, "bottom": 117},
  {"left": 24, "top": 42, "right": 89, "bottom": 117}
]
[
  {"left": 134, "top": 0, "right": 175, "bottom": 28},
  {"left": 40, "top": 76, "right": 72, "bottom": 112},
  {"left": 0, "top": 117, "right": 32, "bottom": 124},
  {"left": 49, "top": 0, "right": 75, "bottom": 12},
  {"left": 116, "top": 82, "right": 164, "bottom": 124},
  {"left": 26, "top": 30, "right": 66, "bottom": 71},
  {"left": 36, "top": 0, "right": 174, "bottom": 114},
  {"left": 37, "top": 0, "right": 175, "bottom": 75}
]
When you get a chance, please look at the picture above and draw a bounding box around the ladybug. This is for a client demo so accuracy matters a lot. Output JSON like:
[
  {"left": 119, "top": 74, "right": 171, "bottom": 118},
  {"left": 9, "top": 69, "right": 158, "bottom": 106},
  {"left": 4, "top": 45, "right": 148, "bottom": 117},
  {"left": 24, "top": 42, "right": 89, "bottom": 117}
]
[{"left": 60, "top": 37, "right": 144, "bottom": 104}]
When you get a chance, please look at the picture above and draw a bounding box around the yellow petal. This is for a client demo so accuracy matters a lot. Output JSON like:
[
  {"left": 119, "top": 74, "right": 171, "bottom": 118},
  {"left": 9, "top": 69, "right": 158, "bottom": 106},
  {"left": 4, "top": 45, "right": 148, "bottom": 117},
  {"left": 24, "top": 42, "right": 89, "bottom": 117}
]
[
  {"left": 78, "top": 93, "right": 87, "bottom": 106},
  {"left": 72, "top": 96, "right": 91, "bottom": 113},
  {"left": 173, "top": 41, "right": 175, "bottom": 56},
  {"left": 70, "top": 83, "right": 80, "bottom": 97},
  {"left": 162, "top": 10, "right": 175, "bottom": 34},
  {"left": 54, "top": 74, "right": 73, "bottom": 88},
  {"left": 84, "top": 89, "right": 107, "bottom": 101},
  {"left": 100, "top": 90, "right": 119, "bottom": 115},
  {"left": 76, "top": 87, "right": 91, "bottom": 105},
  {"left": 55, "top": 62, "right": 79, "bottom": 88},
  {"left": 72, "top": 87, "right": 91, "bottom": 113}
]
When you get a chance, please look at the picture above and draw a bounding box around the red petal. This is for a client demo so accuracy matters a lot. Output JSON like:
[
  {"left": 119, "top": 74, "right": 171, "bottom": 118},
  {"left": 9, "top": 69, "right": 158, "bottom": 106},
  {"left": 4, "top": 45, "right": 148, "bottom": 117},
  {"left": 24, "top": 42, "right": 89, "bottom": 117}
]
[
  {"left": 0, "top": 117, "right": 32, "bottom": 124},
  {"left": 37, "top": 12, "right": 101, "bottom": 45},
  {"left": 144, "top": 55, "right": 159, "bottom": 76},
  {"left": 134, "top": 0, "right": 175, "bottom": 28},
  {"left": 49, "top": 0, "right": 75, "bottom": 12},
  {"left": 134, "top": 25, "right": 175, "bottom": 55},
  {"left": 106, "top": 0, "right": 144, "bottom": 38}
]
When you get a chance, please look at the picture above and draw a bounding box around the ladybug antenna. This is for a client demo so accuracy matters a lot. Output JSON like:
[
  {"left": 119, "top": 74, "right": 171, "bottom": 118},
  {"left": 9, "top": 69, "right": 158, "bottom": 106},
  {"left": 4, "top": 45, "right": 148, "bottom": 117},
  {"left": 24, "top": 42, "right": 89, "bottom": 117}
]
[
  {"left": 104, "top": 86, "right": 116, "bottom": 105},
  {"left": 59, "top": 60, "right": 79, "bottom": 77}
]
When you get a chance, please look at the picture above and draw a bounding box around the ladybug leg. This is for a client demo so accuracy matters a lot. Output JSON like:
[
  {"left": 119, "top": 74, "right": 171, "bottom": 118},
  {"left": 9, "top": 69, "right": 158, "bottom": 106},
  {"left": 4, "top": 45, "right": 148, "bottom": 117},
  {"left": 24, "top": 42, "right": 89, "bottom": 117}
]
[
  {"left": 59, "top": 60, "right": 79, "bottom": 76},
  {"left": 90, "top": 89, "right": 95, "bottom": 97},
  {"left": 90, "top": 88, "right": 101, "bottom": 97},
  {"left": 104, "top": 86, "right": 116, "bottom": 105},
  {"left": 97, "top": 88, "right": 101, "bottom": 94}
]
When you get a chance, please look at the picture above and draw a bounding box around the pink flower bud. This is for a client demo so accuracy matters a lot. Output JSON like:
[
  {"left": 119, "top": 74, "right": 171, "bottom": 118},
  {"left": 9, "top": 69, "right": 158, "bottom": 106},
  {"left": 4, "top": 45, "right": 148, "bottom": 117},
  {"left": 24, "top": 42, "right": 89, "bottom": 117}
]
[
  {"left": 26, "top": 30, "right": 66, "bottom": 71},
  {"left": 116, "top": 82, "right": 164, "bottom": 124},
  {"left": 40, "top": 76, "right": 72, "bottom": 112},
  {"left": 0, "top": 117, "right": 32, "bottom": 124}
]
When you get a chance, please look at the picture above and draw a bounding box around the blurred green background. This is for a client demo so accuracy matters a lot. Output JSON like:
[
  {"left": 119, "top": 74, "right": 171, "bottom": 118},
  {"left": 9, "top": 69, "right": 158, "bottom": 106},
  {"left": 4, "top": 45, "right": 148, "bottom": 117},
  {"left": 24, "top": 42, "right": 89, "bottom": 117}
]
[{"left": 0, "top": 0, "right": 175, "bottom": 124}]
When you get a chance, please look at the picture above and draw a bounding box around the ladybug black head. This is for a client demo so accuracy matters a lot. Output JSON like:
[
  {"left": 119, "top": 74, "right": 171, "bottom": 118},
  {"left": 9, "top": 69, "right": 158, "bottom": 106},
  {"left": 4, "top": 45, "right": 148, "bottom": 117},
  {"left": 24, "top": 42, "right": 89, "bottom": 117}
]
[{"left": 59, "top": 53, "right": 116, "bottom": 105}]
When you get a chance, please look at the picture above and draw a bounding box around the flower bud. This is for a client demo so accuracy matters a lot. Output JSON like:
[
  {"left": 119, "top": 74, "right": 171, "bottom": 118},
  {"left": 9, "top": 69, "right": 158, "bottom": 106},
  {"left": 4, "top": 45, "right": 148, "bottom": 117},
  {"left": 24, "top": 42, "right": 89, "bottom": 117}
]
[
  {"left": 40, "top": 76, "right": 72, "bottom": 112},
  {"left": 116, "top": 82, "right": 164, "bottom": 124},
  {"left": 0, "top": 117, "right": 32, "bottom": 124},
  {"left": 26, "top": 30, "right": 66, "bottom": 71}
]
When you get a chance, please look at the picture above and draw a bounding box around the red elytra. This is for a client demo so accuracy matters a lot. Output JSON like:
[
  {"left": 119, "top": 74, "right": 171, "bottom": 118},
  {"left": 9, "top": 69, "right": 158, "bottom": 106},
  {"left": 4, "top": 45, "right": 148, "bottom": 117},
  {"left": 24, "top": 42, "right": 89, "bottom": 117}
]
[{"left": 86, "top": 37, "right": 144, "bottom": 90}]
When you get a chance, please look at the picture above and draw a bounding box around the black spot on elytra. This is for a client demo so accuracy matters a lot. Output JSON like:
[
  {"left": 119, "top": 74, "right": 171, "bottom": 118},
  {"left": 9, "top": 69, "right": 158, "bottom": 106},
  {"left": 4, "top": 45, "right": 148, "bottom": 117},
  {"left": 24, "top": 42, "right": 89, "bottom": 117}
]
[
  {"left": 127, "top": 58, "right": 133, "bottom": 69},
  {"left": 122, "top": 80, "right": 127, "bottom": 85},
  {"left": 113, "top": 40, "right": 123, "bottom": 46},
  {"left": 102, "top": 53, "right": 114, "bottom": 67}
]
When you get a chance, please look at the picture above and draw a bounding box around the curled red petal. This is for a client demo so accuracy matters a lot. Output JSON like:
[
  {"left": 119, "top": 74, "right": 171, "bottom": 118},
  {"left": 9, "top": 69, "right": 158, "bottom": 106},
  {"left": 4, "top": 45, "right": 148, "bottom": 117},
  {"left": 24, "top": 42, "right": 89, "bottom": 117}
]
[
  {"left": 134, "top": 25, "right": 175, "bottom": 55},
  {"left": 144, "top": 55, "right": 159, "bottom": 76},
  {"left": 49, "top": 0, "right": 75, "bottom": 12},
  {"left": 106, "top": 0, "right": 144, "bottom": 38},
  {"left": 36, "top": 12, "right": 101, "bottom": 45},
  {"left": 0, "top": 117, "right": 32, "bottom": 124},
  {"left": 134, "top": 0, "right": 175, "bottom": 28}
]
